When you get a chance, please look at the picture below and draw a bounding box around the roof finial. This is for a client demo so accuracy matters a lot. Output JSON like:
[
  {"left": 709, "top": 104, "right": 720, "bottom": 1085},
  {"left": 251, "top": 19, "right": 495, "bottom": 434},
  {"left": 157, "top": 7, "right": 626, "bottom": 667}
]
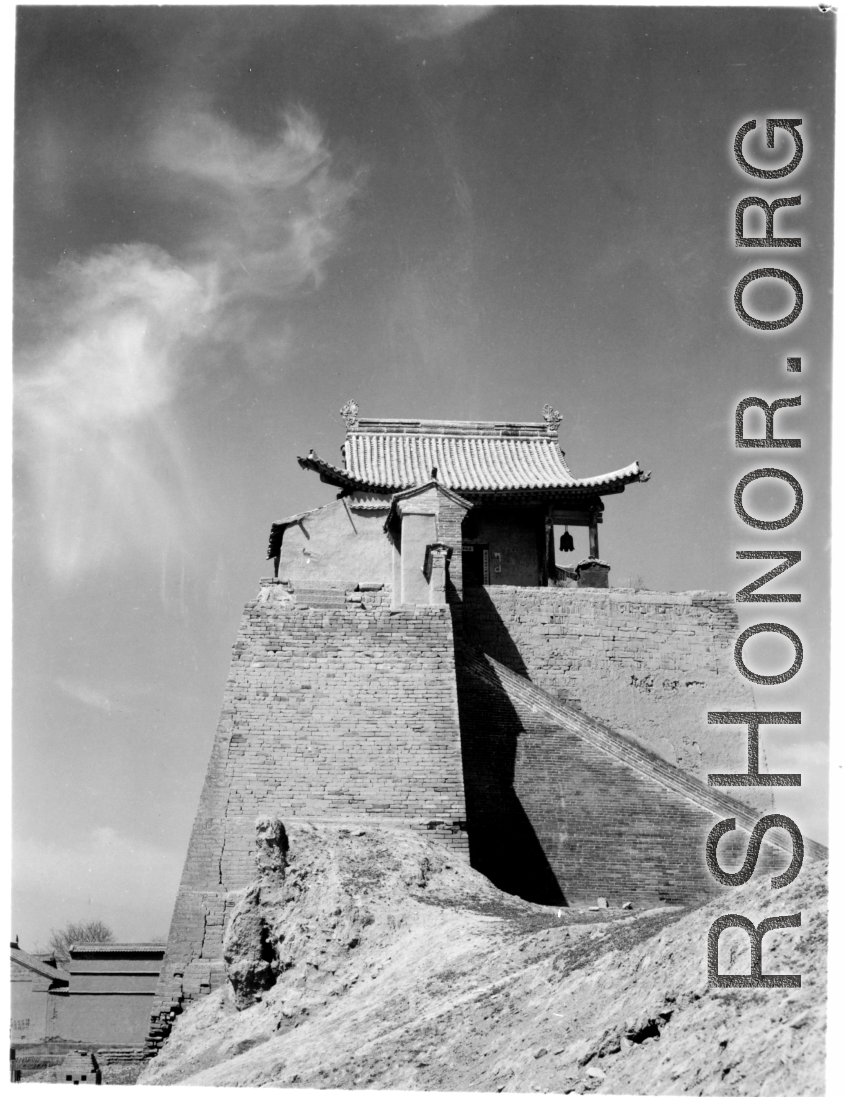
[
  {"left": 340, "top": 399, "right": 359, "bottom": 429},
  {"left": 542, "top": 403, "right": 562, "bottom": 429}
]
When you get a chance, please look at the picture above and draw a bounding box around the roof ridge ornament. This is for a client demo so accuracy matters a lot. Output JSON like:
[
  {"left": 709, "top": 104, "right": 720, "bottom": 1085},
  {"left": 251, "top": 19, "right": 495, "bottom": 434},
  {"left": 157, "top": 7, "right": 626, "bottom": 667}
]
[
  {"left": 542, "top": 403, "right": 563, "bottom": 430},
  {"left": 340, "top": 399, "right": 359, "bottom": 429}
]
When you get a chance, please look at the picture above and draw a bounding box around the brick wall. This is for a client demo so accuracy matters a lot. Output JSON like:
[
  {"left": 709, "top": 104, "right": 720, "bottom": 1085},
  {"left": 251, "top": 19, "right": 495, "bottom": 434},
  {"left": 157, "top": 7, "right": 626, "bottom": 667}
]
[
  {"left": 434, "top": 494, "right": 467, "bottom": 604},
  {"left": 149, "top": 579, "right": 467, "bottom": 1047},
  {"left": 456, "top": 650, "right": 819, "bottom": 906},
  {"left": 461, "top": 586, "right": 766, "bottom": 809},
  {"left": 150, "top": 577, "right": 812, "bottom": 1052}
]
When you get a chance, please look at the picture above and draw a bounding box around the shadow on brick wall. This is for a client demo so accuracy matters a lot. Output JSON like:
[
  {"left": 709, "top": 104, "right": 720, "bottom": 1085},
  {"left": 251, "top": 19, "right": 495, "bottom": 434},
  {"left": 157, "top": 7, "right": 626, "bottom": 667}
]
[
  {"left": 455, "top": 643, "right": 566, "bottom": 906},
  {"left": 460, "top": 588, "right": 530, "bottom": 677}
]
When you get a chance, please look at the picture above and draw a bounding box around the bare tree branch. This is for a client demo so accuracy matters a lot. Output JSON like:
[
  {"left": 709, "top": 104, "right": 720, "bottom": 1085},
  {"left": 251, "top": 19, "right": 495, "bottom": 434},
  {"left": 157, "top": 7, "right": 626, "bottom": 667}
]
[{"left": 48, "top": 919, "right": 115, "bottom": 963}]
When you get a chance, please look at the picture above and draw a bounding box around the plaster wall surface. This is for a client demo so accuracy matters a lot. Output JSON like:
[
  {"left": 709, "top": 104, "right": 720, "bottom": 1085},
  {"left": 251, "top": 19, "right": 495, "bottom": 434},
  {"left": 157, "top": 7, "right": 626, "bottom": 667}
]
[
  {"left": 149, "top": 579, "right": 467, "bottom": 1046},
  {"left": 461, "top": 586, "right": 767, "bottom": 810},
  {"left": 277, "top": 501, "right": 392, "bottom": 586},
  {"left": 54, "top": 993, "right": 154, "bottom": 1046},
  {"left": 10, "top": 967, "right": 53, "bottom": 1043},
  {"left": 400, "top": 512, "right": 435, "bottom": 604}
]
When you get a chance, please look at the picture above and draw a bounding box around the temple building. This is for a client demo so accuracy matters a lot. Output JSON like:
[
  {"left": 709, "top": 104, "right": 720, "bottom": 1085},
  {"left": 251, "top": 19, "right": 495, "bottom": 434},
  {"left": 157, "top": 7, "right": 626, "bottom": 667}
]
[{"left": 270, "top": 401, "right": 651, "bottom": 600}]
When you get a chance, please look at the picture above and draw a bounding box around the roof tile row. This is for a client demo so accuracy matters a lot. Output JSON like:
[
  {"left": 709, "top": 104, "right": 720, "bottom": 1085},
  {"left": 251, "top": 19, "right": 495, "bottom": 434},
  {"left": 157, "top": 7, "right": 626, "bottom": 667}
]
[{"left": 298, "top": 415, "right": 648, "bottom": 496}]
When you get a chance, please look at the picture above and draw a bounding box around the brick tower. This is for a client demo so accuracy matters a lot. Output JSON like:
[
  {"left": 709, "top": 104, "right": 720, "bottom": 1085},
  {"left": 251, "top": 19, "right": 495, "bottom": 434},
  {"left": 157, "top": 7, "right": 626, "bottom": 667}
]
[{"left": 148, "top": 404, "right": 824, "bottom": 1050}]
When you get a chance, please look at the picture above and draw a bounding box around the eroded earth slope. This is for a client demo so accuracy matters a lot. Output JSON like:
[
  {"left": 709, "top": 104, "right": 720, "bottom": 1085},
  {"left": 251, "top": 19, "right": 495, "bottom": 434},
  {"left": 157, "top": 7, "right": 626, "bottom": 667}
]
[{"left": 140, "top": 821, "right": 826, "bottom": 1094}]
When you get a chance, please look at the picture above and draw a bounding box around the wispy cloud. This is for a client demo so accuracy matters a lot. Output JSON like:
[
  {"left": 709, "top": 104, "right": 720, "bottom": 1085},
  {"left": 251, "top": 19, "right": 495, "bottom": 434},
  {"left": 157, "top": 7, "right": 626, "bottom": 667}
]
[
  {"left": 152, "top": 106, "right": 359, "bottom": 303},
  {"left": 55, "top": 678, "right": 114, "bottom": 714},
  {"left": 366, "top": 6, "right": 494, "bottom": 41},
  {"left": 16, "top": 245, "right": 213, "bottom": 578},
  {"left": 16, "top": 107, "right": 359, "bottom": 580}
]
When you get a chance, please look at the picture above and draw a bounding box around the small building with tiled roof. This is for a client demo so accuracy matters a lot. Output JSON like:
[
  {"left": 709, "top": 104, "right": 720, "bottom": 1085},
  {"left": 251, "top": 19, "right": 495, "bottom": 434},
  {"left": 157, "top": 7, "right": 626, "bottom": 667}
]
[
  {"left": 10, "top": 939, "right": 165, "bottom": 1065},
  {"left": 271, "top": 401, "right": 649, "bottom": 600},
  {"left": 10, "top": 941, "right": 69, "bottom": 1044}
]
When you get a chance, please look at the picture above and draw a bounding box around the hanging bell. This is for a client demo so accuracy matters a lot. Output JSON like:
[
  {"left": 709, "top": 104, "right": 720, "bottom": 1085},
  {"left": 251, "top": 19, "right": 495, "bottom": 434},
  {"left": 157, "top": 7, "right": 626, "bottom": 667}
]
[{"left": 559, "top": 527, "right": 575, "bottom": 553}]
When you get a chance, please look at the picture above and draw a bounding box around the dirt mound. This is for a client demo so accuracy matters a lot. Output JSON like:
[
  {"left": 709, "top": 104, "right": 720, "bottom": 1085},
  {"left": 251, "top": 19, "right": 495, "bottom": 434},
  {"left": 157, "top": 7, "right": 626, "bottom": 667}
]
[{"left": 139, "top": 821, "right": 826, "bottom": 1093}]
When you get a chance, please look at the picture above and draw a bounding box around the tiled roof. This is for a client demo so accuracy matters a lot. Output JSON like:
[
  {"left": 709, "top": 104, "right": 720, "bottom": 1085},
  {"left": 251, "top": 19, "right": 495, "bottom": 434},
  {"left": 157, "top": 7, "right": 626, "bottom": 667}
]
[
  {"left": 10, "top": 946, "right": 69, "bottom": 983},
  {"left": 345, "top": 491, "right": 393, "bottom": 511},
  {"left": 384, "top": 481, "right": 473, "bottom": 533},
  {"left": 298, "top": 416, "right": 648, "bottom": 497},
  {"left": 68, "top": 942, "right": 165, "bottom": 955}
]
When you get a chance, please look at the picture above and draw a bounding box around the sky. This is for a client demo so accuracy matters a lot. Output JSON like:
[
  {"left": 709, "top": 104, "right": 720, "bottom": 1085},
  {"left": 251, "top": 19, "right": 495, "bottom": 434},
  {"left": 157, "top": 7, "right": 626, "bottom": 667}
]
[{"left": 12, "top": 4, "right": 835, "bottom": 950}]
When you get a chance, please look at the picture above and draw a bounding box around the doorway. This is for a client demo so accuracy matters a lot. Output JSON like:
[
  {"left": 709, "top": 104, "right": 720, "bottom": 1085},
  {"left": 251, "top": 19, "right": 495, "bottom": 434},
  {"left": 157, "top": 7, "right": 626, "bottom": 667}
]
[{"left": 462, "top": 543, "right": 490, "bottom": 587}]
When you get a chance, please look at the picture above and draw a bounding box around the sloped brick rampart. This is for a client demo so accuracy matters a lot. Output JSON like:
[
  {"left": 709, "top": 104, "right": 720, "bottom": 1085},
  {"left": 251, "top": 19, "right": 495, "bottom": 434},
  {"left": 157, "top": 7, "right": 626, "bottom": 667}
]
[
  {"left": 150, "top": 581, "right": 803, "bottom": 1053},
  {"left": 148, "top": 580, "right": 467, "bottom": 1049},
  {"left": 457, "top": 649, "right": 823, "bottom": 905},
  {"left": 461, "top": 587, "right": 763, "bottom": 807}
]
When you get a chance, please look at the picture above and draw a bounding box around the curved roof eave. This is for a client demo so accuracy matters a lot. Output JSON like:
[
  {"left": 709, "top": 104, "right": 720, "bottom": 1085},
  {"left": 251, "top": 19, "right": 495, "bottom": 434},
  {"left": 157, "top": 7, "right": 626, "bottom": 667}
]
[{"left": 297, "top": 451, "right": 650, "bottom": 497}]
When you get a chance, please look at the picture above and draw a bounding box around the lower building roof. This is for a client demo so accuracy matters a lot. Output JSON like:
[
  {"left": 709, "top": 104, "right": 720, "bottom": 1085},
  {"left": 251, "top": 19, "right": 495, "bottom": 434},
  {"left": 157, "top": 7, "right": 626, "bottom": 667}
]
[
  {"left": 67, "top": 943, "right": 165, "bottom": 956},
  {"left": 10, "top": 945, "right": 69, "bottom": 984}
]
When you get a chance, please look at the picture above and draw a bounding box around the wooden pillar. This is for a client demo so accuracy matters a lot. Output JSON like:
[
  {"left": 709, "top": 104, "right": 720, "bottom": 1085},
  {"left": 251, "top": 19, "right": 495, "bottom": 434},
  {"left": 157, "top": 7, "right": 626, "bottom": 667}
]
[
  {"left": 588, "top": 515, "right": 599, "bottom": 559},
  {"left": 544, "top": 511, "right": 555, "bottom": 585},
  {"left": 536, "top": 513, "right": 547, "bottom": 586}
]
